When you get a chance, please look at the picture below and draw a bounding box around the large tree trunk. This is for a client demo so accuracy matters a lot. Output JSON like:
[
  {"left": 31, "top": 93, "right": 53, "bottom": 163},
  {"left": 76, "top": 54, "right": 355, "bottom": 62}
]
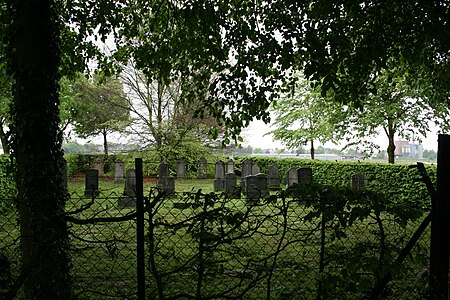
[
  {"left": 102, "top": 128, "right": 108, "bottom": 156},
  {"left": 310, "top": 139, "right": 315, "bottom": 160},
  {"left": 386, "top": 120, "right": 396, "bottom": 164},
  {"left": 10, "top": 0, "right": 71, "bottom": 298}
]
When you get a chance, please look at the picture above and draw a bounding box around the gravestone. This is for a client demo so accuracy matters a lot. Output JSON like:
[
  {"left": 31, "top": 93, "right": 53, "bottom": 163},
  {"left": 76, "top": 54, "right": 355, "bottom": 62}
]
[
  {"left": 268, "top": 164, "right": 281, "bottom": 190},
  {"left": 298, "top": 168, "right": 313, "bottom": 184},
  {"left": 118, "top": 169, "right": 137, "bottom": 208},
  {"left": 92, "top": 158, "right": 104, "bottom": 177},
  {"left": 114, "top": 160, "right": 125, "bottom": 183},
  {"left": 225, "top": 172, "right": 240, "bottom": 199},
  {"left": 198, "top": 158, "right": 208, "bottom": 179},
  {"left": 158, "top": 162, "right": 176, "bottom": 197},
  {"left": 350, "top": 173, "right": 365, "bottom": 190},
  {"left": 241, "top": 159, "right": 253, "bottom": 192},
  {"left": 176, "top": 159, "right": 186, "bottom": 179},
  {"left": 226, "top": 159, "right": 235, "bottom": 174},
  {"left": 214, "top": 161, "right": 226, "bottom": 191},
  {"left": 84, "top": 169, "right": 99, "bottom": 197},
  {"left": 251, "top": 163, "right": 260, "bottom": 175},
  {"left": 286, "top": 167, "right": 299, "bottom": 187},
  {"left": 245, "top": 174, "right": 268, "bottom": 205}
]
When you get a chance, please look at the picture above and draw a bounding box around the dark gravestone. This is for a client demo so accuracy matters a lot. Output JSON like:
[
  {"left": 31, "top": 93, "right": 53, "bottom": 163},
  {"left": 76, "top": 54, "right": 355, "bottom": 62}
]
[
  {"left": 158, "top": 162, "right": 176, "bottom": 197},
  {"left": 176, "top": 159, "right": 186, "bottom": 179},
  {"left": 225, "top": 172, "right": 240, "bottom": 199},
  {"left": 350, "top": 173, "right": 365, "bottom": 190},
  {"left": 286, "top": 167, "right": 299, "bottom": 187},
  {"left": 84, "top": 169, "right": 99, "bottom": 197},
  {"left": 114, "top": 160, "right": 125, "bottom": 183},
  {"left": 118, "top": 169, "right": 137, "bottom": 208},
  {"left": 241, "top": 159, "right": 253, "bottom": 192},
  {"left": 298, "top": 168, "right": 313, "bottom": 184},
  {"left": 245, "top": 174, "right": 269, "bottom": 205},
  {"left": 251, "top": 163, "right": 260, "bottom": 175},
  {"left": 268, "top": 164, "right": 281, "bottom": 190},
  {"left": 198, "top": 158, "right": 208, "bottom": 179},
  {"left": 214, "top": 161, "right": 226, "bottom": 191}
]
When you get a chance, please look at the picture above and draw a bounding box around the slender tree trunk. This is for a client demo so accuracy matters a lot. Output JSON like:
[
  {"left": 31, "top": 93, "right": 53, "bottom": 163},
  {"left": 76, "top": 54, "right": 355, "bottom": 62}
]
[
  {"left": 310, "top": 139, "right": 315, "bottom": 160},
  {"left": 0, "top": 120, "right": 9, "bottom": 154},
  {"left": 102, "top": 128, "right": 108, "bottom": 156},
  {"left": 10, "top": 0, "right": 71, "bottom": 298},
  {"left": 156, "top": 79, "right": 163, "bottom": 162},
  {"left": 386, "top": 120, "right": 396, "bottom": 164}
]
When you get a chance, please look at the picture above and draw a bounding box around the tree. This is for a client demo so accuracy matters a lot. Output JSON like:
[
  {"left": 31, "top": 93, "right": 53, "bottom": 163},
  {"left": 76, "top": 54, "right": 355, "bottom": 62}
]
[
  {"left": 342, "top": 66, "right": 450, "bottom": 163},
  {"left": 119, "top": 63, "right": 222, "bottom": 161},
  {"left": 66, "top": 75, "right": 131, "bottom": 156},
  {"left": 269, "top": 75, "right": 346, "bottom": 159}
]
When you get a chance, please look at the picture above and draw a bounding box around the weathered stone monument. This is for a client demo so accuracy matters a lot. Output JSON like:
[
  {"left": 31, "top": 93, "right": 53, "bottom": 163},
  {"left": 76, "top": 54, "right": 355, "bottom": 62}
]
[
  {"left": 118, "top": 169, "right": 137, "bottom": 208},
  {"left": 158, "top": 162, "right": 175, "bottom": 197},
  {"left": 176, "top": 159, "right": 186, "bottom": 179},
  {"left": 198, "top": 158, "right": 208, "bottom": 179},
  {"left": 214, "top": 160, "right": 226, "bottom": 191},
  {"left": 92, "top": 157, "right": 104, "bottom": 177},
  {"left": 251, "top": 163, "right": 260, "bottom": 175},
  {"left": 225, "top": 172, "right": 240, "bottom": 199},
  {"left": 350, "top": 173, "right": 365, "bottom": 190},
  {"left": 114, "top": 160, "right": 125, "bottom": 183},
  {"left": 298, "top": 168, "right": 313, "bottom": 184},
  {"left": 245, "top": 174, "right": 269, "bottom": 205},
  {"left": 226, "top": 159, "right": 235, "bottom": 174},
  {"left": 268, "top": 164, "right": 281, "bottom": 190},
  {"left": 84, "top": 169, "right": 99, "bottom": 197},
  {"left": 241, "top": 159, "right": 253, "bottom": 191},
  {"left": 286, "top": 167, "right": 299, "bottom": 187}
]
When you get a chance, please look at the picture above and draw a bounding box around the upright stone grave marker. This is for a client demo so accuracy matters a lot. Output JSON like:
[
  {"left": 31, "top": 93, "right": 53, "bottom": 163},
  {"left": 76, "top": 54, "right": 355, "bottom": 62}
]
[
  {"left": 241, "top": 159, "right": 253, "bottom": 192},
  {"left": 268, "top": 164, "right": 281, "bottom": 190},
  {"left": 225, "top": 172, "right": 240, "bottom": 199},
  {"left": 286, "top": 167, "right": 299, "bottom": 187},
  {"left": 177, "top": 159, "right": 186, "bottom": 179},
  {"left": 226, "top": 159, "right": 235, "bottom": 174},
  {"left": 158, "top": 162, "right": 175, "bottom": 197},
  {"left": 214, "top": 161, "right": 226, "bottom": 191},
  {"left": 298, "top": 168, "right": 313, "bottom": 184},
  {"left": 198, "top": 158, "right": 208, "bottom": 179},
  {"left": 92, "top": 157, "right": 104, "bottom": 177},
  {"left": 251, "top": 163, "right": 260, "bottom": 175},
  {"left": 114, "top": 160, "right": 125, "bottom": 183},
  {"left": 350, "top": 173, "right": 365, "bottom": 190},
  {"left": 245, "top": 174, "right": 268, "bottom": 205},
  {"left": 84, "top": 169, "right": 99, "bottom": 197},
  {"left": 118, "top": 169, "right": 137, "bottom": 208}
]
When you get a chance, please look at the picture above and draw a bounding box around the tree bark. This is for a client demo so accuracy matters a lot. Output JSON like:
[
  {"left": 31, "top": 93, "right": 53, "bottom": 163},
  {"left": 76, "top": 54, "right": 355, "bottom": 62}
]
[
  {"left": 102, "top": 128, "right": 108, "bottom": 156},
  {"left": 0, "top": 119, "right": 9, "bottom": 154},
  {"left": 310, "top": 139, "right": 315, "bottom": 160},
  {"left": 10, "top": 0, "right": 71, "bottom": 298},
  {"left": 386, "top": 119, "right": 396, "bottom": 164}
]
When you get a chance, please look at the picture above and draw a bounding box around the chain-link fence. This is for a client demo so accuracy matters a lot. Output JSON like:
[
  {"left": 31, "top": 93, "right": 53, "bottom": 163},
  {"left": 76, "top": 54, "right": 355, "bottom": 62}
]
[{"left": 0, "top": 161, "right": 434, "bottom": 299}]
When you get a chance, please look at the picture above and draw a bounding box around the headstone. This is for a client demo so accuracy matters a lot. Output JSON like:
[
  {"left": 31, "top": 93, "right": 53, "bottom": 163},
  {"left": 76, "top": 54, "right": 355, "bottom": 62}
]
[
  {"left": 350, "top": 173, "right": 365, "bottom": 190},
  {"left": 225, "top": 173, "right": 240, "bottom": 199},
  {"left": 176, "top": 159, "right": 186, "bottom": 179},
  {"left": 226, "top": 159, "right": 235, "bottom": 174},
  {"left": 92, "top": 158, "right": 104, "bottom": 177},
  {"left": 241, "top": 159, "right": 253, "bottom": 191},
  {"left": 118, "top": 169, "right": 137, "bottom": 208},
  {"left": 158, "top": 162, "right": 170, "bottom": 185},
  {"left": 214, "top": 161, "right": 226, "bottom": 191},
  {"left": 298, "top": 168, "right": 313, "bottom": 184},
  {"left": 251, "top": 163, "right": 260, "bottom": 175},
  {"left": 198, "top": 158, "right": 208, "bottom": 179},
  {"left": 268, "top": 164, "right": 281, "bottom": 189},
  {"left": 84, "top": 169, "right": 99, "bottom": 197},
  {"left": 286, "top": 167, "right": 299, "bottom": 187},
  {"left": 245, "top": 174, "right": 268, "bottom": 205},
  {"left": 114, "top": 160, "right": 125, "bottom": 183}
]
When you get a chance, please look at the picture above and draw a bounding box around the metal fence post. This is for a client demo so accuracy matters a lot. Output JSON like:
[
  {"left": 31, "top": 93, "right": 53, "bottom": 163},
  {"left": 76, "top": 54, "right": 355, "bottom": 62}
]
[
  {"left": 135, "top": 158, "right": 145, "bottom": 300},
  {"left": 429, "top": 134, "right": 450, "bottom": 299}
]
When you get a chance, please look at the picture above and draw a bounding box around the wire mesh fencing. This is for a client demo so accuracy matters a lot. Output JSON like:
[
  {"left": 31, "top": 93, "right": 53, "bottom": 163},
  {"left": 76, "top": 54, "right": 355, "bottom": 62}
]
[{"left": 0, "top": 164, "right": 434, "bottom": 299}]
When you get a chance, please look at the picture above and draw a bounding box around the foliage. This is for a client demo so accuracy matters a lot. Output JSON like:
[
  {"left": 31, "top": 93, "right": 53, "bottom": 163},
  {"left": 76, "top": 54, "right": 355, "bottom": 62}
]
[
  {"left": 63, "top": 74, "right": 131, "bottom": 155},
  {"left": 269, "top": 73, "right": 346, "bottom": 159}
]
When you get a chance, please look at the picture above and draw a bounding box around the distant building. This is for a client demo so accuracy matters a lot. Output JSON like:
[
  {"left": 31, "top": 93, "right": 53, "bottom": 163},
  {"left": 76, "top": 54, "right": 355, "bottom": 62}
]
[{"left": 394, "top": 140, "right": 423, "bottom": 159}]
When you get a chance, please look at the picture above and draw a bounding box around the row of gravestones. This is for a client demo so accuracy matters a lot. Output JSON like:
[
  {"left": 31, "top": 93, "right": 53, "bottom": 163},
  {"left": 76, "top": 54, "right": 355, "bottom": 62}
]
[{"left": 81, "top": 160, "right": 366, "bottom": 208}]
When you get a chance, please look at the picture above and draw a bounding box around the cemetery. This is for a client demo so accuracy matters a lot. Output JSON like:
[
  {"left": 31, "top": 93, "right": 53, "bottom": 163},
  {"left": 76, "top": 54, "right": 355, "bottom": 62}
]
[{"left": 0, "top": 155, "right": 435, "bottom": 299}]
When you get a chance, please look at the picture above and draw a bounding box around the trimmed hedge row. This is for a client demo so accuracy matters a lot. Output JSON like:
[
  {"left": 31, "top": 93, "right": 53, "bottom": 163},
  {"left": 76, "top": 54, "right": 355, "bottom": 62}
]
[{"left": 232, "top": 156, "right": 436, "bottom": 208}]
